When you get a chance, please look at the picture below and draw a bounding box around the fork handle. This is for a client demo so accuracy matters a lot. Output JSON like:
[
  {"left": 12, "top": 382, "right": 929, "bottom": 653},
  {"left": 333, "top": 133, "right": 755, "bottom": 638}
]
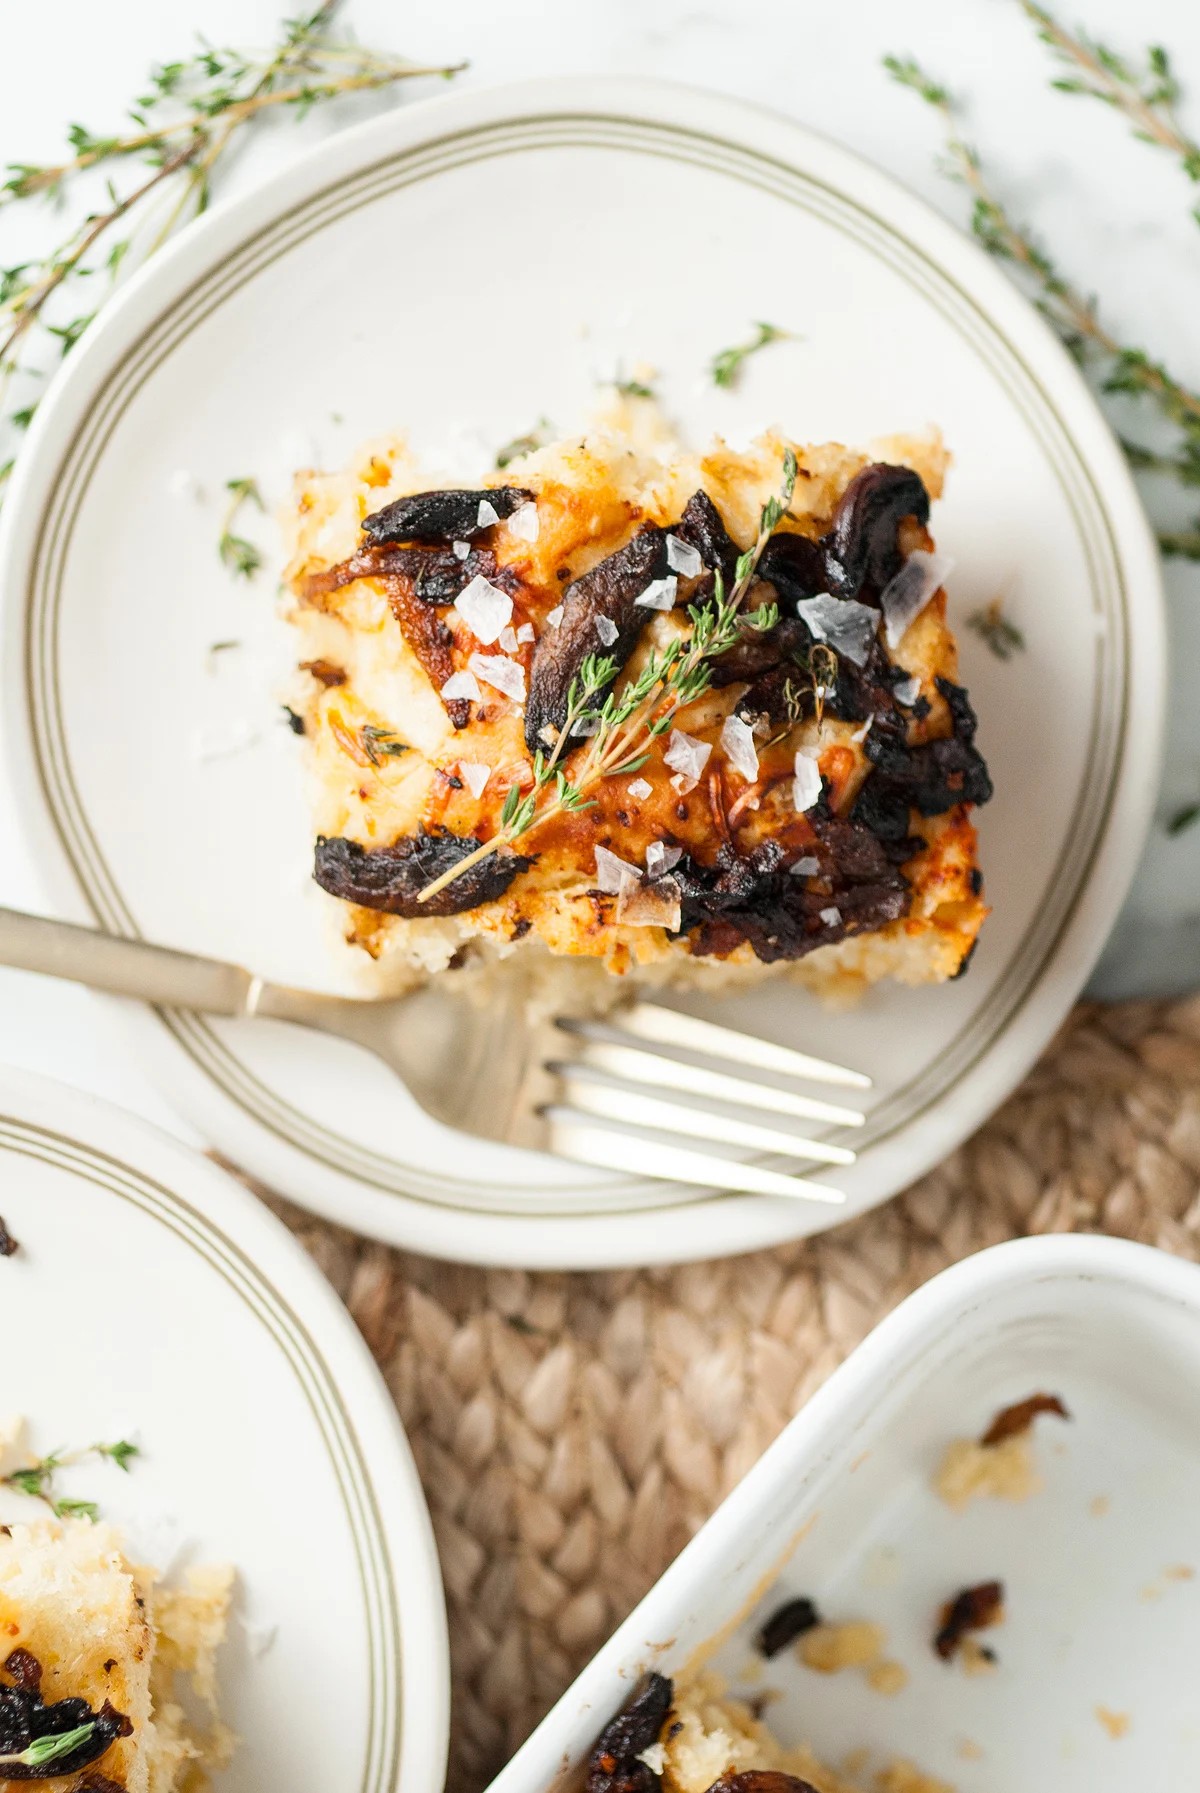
[{"left": 0, "top": 905, "right": 256, "bottom": 1016}]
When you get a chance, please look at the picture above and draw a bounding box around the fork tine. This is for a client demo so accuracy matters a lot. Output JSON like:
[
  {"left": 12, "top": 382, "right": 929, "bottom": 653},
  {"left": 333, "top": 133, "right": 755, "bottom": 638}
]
[
  {"left": 549, "top": 1040, "right": 866, "bottom": 1127},
  {"left": 566, "top": 1001, "right": 872, "bottom": 1090},
  {"left": 541, "top": 1111, "right": 847, "bottom": 1203},
  {"left": 552, "top": 1077, "right": 856, "bottom": 1165}
]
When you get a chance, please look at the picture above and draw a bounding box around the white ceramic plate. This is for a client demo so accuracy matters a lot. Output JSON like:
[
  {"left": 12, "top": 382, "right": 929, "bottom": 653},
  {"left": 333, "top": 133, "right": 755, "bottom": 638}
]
[
  {"left": 1, "top": 77, "right": 1164, "bottom": 1267},
  {"left": 0, "top": 1069, "right": 448, "bottom": 1793},
  {"left": 489, "top": 1235, "right": 1200, "bottom": 1792}
]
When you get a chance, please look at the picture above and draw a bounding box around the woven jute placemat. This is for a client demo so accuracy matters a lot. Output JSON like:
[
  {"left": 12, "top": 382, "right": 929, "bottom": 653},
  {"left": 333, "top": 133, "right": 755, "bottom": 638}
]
[{"left": 251, "top": 994, "right": 1200, "bottom": 1793}]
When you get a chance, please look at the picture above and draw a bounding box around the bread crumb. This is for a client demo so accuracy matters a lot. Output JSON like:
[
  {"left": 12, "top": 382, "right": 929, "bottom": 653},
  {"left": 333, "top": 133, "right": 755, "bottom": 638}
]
[
  {"left": 877, "top": 1762, "right": 956, "bottom": 1793},
  {"left": 799, "top": 1620, "right": 886, "bottom": 1673},
  {"left": 934, "top": 1435, "right": 1037, "bottom": 1510},
  {"left": 1095, "top": 1706, "right": 1130, "bottom": 1740},
  {"left": 1089, "top": 1494, "right": 1110, "bottom": 1517},
  {"left": 959, "top": 1638, "right": 998, "bottom": 1677},
  {"left": 868, "top": 1659, "right": 909, "bottom": 1696}
]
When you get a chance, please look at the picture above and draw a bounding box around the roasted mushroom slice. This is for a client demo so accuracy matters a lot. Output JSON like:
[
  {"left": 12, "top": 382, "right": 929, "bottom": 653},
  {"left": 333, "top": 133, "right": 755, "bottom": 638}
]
[
  {"left": 673, "top": 489, "right": 740, "bottom": 588},
  {"left": 361, "top": 486, "right": 534, "bottom": 545},
  {"left": 675, "top": 824, "right": 910, "bottom": 963},
  {"left": 314, "top": 832, "right": 531, "bottom": 917},
  {"left": 586, "top": 1672, "right": 674, "bottom": 1793},
  {"left": 709, "top": 615, "right": 810, "bottom": 689},
  {"left": 854, "top": 676, "right": 992, "bottom": 843},
  {"left": 302, "top": 541, "right": 504, "bottom": 607},
  {"left": 525, "top": 523, "right": 669, "bottom": 752},
  {"left": 820, "top": 463, "right": 931, "bottom": 600},
  {"left": 707, "top": 1772, "right": 821, "bottom": 1793},
  {"left": 756, "top": 529, "right": 830, "bottom": 605}
]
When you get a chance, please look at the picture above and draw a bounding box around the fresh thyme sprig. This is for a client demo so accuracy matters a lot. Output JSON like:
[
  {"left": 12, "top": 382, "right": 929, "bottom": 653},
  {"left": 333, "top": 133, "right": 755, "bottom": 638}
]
[
  {"left": 415, "top": 449, "right": 800, "bottom": 906},
  {"left": 218, "top": 475, "right": 264, "bottom": 578},
  {"left": 885, "top": 49, "right": 1200, "bottom": 561},
  {"left": 1019, "top": 4, "right": 1200, "bottom": 205},
  {"left": 710, "top": 322, "right": 791, "bottom": 389},
  {"left": 0, "top": 1723, "right": 97, "bottom": 1773},
  {"left": 2, "top": 1439, "right": 139, "bottom": 1521},
  {"left": 0, "top": 5, "right": 464, "bottom": 500}
]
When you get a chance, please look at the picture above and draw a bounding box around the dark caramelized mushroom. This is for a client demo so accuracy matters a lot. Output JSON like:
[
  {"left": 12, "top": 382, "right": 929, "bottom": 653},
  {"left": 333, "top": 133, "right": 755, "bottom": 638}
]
[
  {"left": 525, "top": 524, "right": 668, "bottom": 752},
  {"left": 0, "top": 1214, "right": 17, "bottom": 1258},
  {"left": 314, "top": 833, "right": 531, "bottom": 918},
  {"left": 980, "top": 1393, "right": 1070, "bottom": 1447},
  {"left": 757, "top": 1596, "right": 821, "bottom": 1657},
  {"left": 0, "top": 1652, "right": 132, "bottom": 1781},
  {"left": 674, "top": 821, "right": 910, "bottom": 963},
  {"left": 756, "top": 530, "right": 830, "bottom": 604},
  {"left": 708, "top": 1773, "right": 821, "bottom": 1793},
  {"left": 300, "top": 542, "right": 522, "bottom": 729},
  {"left": 934, "top": 1581, "right": 1004, "bottom": 1661},
  {"left": 820, "top": 463, "right": 931, "bottom": 600},
  {"left": 586, "top": 1672, "right": 674, "bottom": 1793},
  {"left": 853, "top": 677, "right": 992, "bottom": 843},
  {"left": 303, "top": 541, "right": 505, "bottom": 607},
  {"left": 673, "top": 490, "right": 740, "bottom": 588},
  {"left": 361, "top": 486, "right": 534, "bottom": 545},
  {"left": 709, "top": 616, "right": 810, "bottom": 689}
]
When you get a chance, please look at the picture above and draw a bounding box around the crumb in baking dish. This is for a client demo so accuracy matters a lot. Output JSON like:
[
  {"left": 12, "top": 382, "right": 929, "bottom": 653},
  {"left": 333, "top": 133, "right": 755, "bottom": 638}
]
[
  {"left": 586, "top": 1668, "right": 955, "bottom": 1793},
  {"left": 282, "top": 401, "right": 990, "bottom": 1010},
  {"left": 934, "top": 1391, "right": 1069, "bottom": 1510}
]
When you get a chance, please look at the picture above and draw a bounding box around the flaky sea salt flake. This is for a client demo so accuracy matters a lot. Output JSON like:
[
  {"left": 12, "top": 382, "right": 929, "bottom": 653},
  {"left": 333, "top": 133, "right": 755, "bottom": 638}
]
[
  {"left": 792, "top": 748, "right": 822, "bottom": 812},
  {"left": 441, "top": 669, "right": 482, "bottom": 703},
  {"left": 455, "top": 573, "right": 513, "bottom": 644},
  {"left": 880, "top": 550, "right": 955, "bottom": 649},
  {"left": 507, "top": 501, "right": 540, "bottom": 542},
  {"left": 468, "top": 651, "right": 525, "bottom": 702},
  {"left": 458, "top": 762, "right": 491, "bottom": 799},
  {"left": 665, "top": 535, "right": 704, "bottom": 578},
  {"left": 634, "top": 574, "right": 678, "bottom": 612},
  {"left": 664, "top": 728, "right": 711, "bottom": 782},
  {"left": 720, "top": 713, "right": 759, "bottom": 782},
  {"left": 476, "top": 497, "right": 501, "bottom": 529},
  {"left": 797, "top": 593, "right": 878, "bottom": 667}
]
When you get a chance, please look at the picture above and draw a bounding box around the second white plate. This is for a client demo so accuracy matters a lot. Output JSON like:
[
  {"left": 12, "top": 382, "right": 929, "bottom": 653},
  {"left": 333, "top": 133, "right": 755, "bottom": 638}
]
[
  {"left": 0, "top": 1069, "right": 448, "bottom": 1793},
  {"left": 1, "top": 77, "right": 1164, "bottom": 1265}
]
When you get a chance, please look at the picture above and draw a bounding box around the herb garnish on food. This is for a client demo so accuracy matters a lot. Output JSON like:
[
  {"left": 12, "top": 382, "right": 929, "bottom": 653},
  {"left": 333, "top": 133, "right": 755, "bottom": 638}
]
[
  {"left": 415, "top": 449, "right": 799, "bottom": 906},
  {"left": 710, "top": 322, "right": 791, "bottom": 389},
  {"left": 359, "top": 723, "right": 410, "bottom": 765},
  {"left": 886, "top": 14, "right": 1200, "bottom": 564},
  {"left": 0, "top": 1722, "right": 97, "bottom": 1774},
  {"left": 217, "top": 476, "right": 264, "bottom": 579},
  {"left": 2, "top": 1440, "right": 139, "bottom": 1521},
  {"left": 0, "top": 5, "right": 464, "bottom": 505}
]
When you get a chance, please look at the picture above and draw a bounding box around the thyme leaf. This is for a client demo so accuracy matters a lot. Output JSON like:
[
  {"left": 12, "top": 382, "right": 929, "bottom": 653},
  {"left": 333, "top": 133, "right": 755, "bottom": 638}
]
[
  {"left": 967, "top": 598, "right": 1026, "bottom": 661},
  {"left": 0, "top": 1723, "right": 97, "bottom": 1771},
  {"left": 709, "top": 322, "right": 791, "bottom": 389},
  {"left": 2, "top": 1439, "right": 140, "bottom": 1519}
]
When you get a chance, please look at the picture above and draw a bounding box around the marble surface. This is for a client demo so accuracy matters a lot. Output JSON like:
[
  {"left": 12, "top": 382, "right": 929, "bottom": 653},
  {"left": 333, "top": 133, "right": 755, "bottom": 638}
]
[{"left": 0, "top": 0, "right": 1197, "bottom": 1141}]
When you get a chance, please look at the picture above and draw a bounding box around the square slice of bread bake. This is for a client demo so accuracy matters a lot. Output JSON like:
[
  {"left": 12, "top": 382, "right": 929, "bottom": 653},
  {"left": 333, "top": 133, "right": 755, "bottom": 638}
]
[{"left": 283, "top": 401, "right": 991, "bottom": 1010}]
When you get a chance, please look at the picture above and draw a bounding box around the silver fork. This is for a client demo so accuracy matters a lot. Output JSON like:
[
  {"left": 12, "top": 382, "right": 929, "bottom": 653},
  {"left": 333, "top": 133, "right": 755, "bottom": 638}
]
[{"left": 0, "top": 906, "right": 869, "bottom": 1204}]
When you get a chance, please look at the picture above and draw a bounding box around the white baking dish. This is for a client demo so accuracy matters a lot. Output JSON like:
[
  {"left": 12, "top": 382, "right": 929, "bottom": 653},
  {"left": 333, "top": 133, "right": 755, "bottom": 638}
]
[{"left": 489, "top": 1236, "right": 1200, "bottom": 1791}]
